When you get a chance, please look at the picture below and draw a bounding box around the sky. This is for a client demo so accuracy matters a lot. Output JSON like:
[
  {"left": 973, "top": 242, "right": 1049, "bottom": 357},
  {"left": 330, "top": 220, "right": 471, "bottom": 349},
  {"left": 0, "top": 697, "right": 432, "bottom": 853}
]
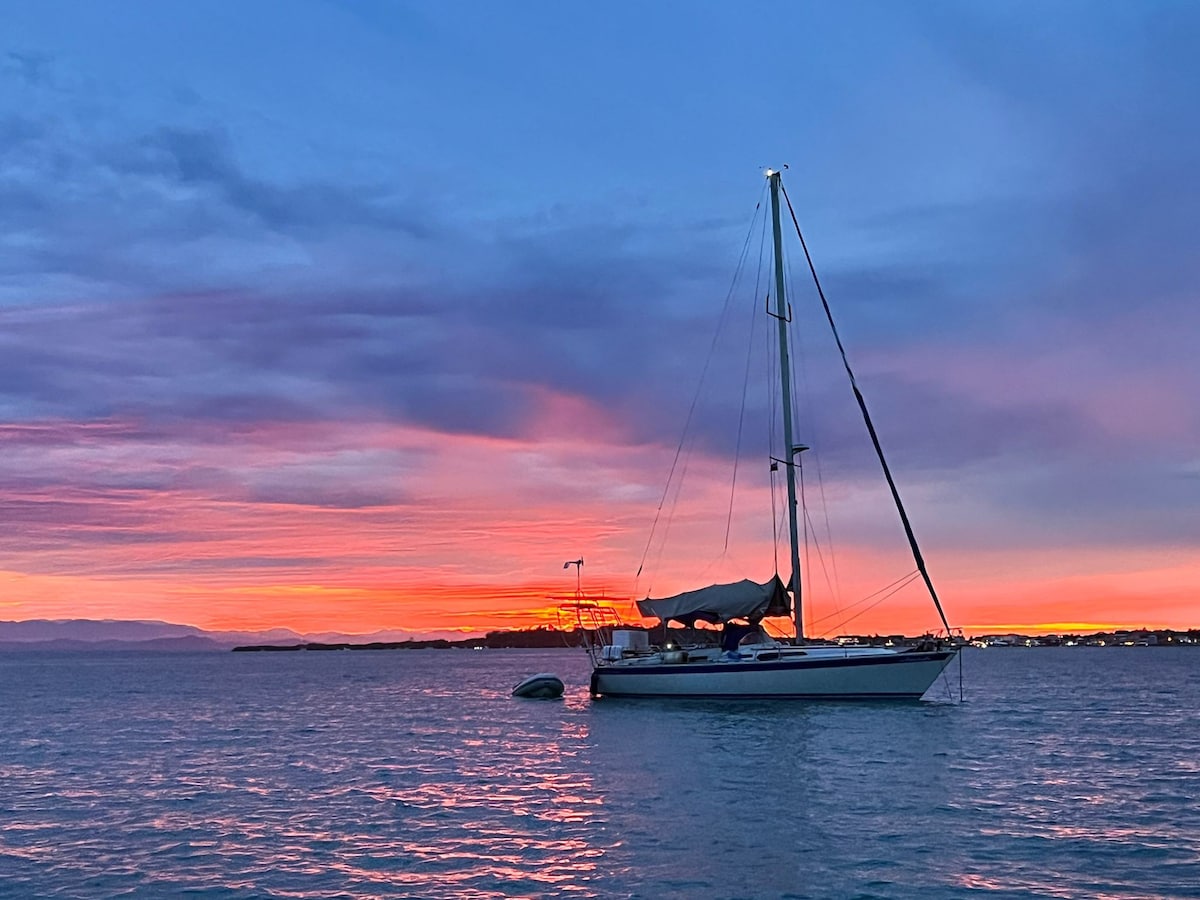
[{"left": 2, "top": 1, "right": 1198, "bottom": 638}]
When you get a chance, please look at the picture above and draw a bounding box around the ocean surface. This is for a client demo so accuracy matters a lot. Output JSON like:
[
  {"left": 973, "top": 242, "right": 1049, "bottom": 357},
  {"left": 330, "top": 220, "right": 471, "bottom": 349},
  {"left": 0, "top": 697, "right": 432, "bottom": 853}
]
[{"left": 2, "top": 646, "right": 1198, "bottom": 899}]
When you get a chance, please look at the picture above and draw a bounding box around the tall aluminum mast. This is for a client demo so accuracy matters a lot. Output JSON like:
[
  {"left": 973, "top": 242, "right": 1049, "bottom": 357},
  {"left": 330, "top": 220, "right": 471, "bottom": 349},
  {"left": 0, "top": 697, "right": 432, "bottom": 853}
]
[{"left": 767, "top": 170, "right": 804, "bottom": 642}]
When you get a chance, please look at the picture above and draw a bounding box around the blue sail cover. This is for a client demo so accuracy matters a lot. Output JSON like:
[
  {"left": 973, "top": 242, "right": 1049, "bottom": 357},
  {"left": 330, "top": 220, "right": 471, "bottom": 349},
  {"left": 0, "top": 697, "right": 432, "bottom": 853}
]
[{"left": 636, "top": 575, "right": 791, "bottom": 626}]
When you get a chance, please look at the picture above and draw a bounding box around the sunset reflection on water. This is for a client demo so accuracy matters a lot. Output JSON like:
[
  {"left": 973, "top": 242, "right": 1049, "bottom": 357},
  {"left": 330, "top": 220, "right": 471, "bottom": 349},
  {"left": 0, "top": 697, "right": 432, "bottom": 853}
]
[
  {"left": 2, "top": 648, "right": 1198, "bottom": 898},
  {"left": 378, "top": 712, "right": 608, "bottom": 895}
]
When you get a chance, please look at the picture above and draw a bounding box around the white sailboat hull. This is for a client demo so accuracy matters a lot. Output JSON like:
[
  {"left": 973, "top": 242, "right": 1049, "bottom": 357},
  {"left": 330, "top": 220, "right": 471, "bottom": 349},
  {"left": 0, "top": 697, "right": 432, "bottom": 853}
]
[
  {"left": 571, "top": 173, "right": 960, "bottom": 702},
  {"left": 590, "top": 649, "right": 956, "bottom": 699}
]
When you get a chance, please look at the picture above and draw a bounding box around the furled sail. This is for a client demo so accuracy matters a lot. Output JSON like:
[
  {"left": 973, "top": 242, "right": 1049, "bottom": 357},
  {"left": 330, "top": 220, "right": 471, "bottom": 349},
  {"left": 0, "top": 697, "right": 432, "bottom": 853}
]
[{"left": 636, "top": 575, "right": 791, "bottom": 627}]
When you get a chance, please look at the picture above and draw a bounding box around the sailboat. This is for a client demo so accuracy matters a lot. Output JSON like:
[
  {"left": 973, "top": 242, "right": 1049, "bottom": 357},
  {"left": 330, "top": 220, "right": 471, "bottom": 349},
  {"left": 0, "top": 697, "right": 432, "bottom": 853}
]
[{"left": 585, "top": 169, "right": 958, "bottom": 699}]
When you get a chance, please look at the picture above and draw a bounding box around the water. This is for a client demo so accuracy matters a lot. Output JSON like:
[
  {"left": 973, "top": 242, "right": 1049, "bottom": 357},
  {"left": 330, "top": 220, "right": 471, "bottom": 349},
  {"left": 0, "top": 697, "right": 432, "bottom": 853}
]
[{"left": 2, "top": 647, "right": 1198, "bottom": 899}]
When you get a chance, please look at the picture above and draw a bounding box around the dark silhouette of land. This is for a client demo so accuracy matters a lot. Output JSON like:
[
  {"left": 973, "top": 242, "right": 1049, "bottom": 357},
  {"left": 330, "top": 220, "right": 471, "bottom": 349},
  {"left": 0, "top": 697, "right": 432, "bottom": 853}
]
[
  {"left": 232, "top": 625, "right": 587, "bottom": 652},
  {"left": 231, "top": 625, "right": 1200, "bottom": 652},
  {"left": 2, "top": 619, "right": 1194, "bottom": 653}
]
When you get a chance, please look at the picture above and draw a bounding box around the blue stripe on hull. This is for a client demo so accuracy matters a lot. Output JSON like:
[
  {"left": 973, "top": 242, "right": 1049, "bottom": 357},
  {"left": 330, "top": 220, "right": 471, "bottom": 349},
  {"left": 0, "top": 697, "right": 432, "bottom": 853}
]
[
  {"left": 595, "top": 650, "right": 953, "bottom": 677},
  {"left": 589, "top": 650, "right": 956, "bottom": 699},
  {"left": 593, "top": 692, "right": 927, "bottom": 700}
]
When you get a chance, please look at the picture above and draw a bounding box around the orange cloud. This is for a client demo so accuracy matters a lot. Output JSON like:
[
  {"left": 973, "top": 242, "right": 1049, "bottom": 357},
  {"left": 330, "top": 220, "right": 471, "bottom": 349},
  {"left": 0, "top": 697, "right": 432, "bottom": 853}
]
[{"left": 2, "top": 415, "right": 1198, "bottom": 637}]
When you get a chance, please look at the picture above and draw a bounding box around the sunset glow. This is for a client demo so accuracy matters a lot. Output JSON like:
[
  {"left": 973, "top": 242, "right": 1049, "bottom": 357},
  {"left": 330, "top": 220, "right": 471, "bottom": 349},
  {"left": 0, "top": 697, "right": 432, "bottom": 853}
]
[
  {"left": 3, "top": 3, "right": 1198, "bottom": 638},
  {"left": 2, "top": 405, "right": 1196, "bottom": 636}
]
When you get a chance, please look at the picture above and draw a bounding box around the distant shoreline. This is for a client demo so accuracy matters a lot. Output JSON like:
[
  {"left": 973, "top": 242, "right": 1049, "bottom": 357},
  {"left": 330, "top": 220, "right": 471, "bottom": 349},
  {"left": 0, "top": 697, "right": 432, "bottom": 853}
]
[
  {"left": 232, "top": 627, "right": 586, "bottom": 652},
  {"left": 2, "top": 622, "right": 1195, "bottom": 653},
  {"left": 231, "top": 626, "right": 1200, "bottom": 652}
]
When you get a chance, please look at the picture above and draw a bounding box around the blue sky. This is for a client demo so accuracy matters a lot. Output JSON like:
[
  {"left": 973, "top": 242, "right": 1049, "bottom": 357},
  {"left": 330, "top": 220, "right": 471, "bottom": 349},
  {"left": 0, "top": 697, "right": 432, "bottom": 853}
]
[{"left": 2, "top": 1, "right": 1198, "bottom": 634}]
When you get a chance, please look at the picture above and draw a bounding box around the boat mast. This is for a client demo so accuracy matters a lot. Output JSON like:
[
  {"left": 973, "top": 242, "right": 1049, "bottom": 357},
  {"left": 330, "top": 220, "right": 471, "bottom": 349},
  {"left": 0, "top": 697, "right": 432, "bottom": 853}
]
[{"left": 768, "top": 170, "right": 805, "bottom": 642}]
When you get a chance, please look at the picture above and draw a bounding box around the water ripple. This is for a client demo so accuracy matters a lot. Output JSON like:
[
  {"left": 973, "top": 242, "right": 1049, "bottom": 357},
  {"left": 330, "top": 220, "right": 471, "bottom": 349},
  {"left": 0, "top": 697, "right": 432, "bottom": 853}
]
[{"left": 1, "top": 648, "right": 1198, "bottom": 898}]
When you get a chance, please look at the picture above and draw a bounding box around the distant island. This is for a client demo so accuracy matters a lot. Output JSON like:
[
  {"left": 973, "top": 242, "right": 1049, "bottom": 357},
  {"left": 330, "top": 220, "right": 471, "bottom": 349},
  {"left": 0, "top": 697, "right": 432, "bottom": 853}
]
[
  {"left": 2, "top": 619, "right": 1196, "bottom": 653},
  {"left": 231, "top": 625, "right": 1200, "bottom": 652},
  {"left": 0, "top": 619, "right": 580, "bottom": 653},
  {"left": 961, "top": 628, "right": 1199, "bottom": 648},
  {"left": 232, "top": 625, "right": 586, "bottom": 652}
]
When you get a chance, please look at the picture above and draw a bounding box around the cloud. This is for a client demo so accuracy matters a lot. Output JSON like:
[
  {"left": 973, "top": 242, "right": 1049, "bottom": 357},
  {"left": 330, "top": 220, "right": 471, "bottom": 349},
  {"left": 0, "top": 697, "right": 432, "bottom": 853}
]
[
  {"left": 910, "top": 3, "right": 1200, "bottom": 319},
  {"left": 1, "top": 70, "right": 441, "bottom": 305},
  {"left": 4, "top": 51, "right": 54, "bottom": 86},
  {"left": 104, "top": 126, "right": 436, "bottom": 239},
  {"left": 2, "top": 3, "right": 1198, "bottom": 633}
]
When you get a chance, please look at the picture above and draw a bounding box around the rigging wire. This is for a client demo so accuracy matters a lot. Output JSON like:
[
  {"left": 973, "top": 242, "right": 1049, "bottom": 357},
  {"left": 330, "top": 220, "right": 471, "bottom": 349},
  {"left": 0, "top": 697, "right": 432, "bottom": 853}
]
[
  {"left": 776, "top": 222, "right": 806, "bottom": 633},
  {"left": 724, "top": 205, "right": 769, "bottom": 554},
  {"left": 723, "top": 293, "right": 755, "bottom": 553},
  {"left": 806, "top": 448, "right": 844, "bottom": 612},
  {"left": 766, "top": 325, "right": 780, "bottom": 577},
  {"left": 780, "top": 183, "right": 953, "bottom": 635},
  {"left": 802, "top": 505, "right": 842, "bottom": 611},
  {"left": 782, "top": 231, "right": 831, "bottom": 635},
  {"left": 805, "top": 569, "right": 920, "bottom": 629},
  {"left": 813, "top": 570, "right": 922, "bottom": 635},
  {"left": 635, "top": 186, "right": 767, "bottom": 593},
  {"left": 782, "top": 241, "right": 845, "bottom": 621},
  {"left": 799, "top": 439, "right": 811, "bottom": 635}
]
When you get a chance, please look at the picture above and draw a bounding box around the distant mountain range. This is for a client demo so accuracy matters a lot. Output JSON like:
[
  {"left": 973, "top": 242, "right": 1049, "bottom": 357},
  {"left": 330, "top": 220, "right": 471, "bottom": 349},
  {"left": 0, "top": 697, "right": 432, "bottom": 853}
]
[{"left": 0, "top": 619, "right": 467, "bottom": 652}]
